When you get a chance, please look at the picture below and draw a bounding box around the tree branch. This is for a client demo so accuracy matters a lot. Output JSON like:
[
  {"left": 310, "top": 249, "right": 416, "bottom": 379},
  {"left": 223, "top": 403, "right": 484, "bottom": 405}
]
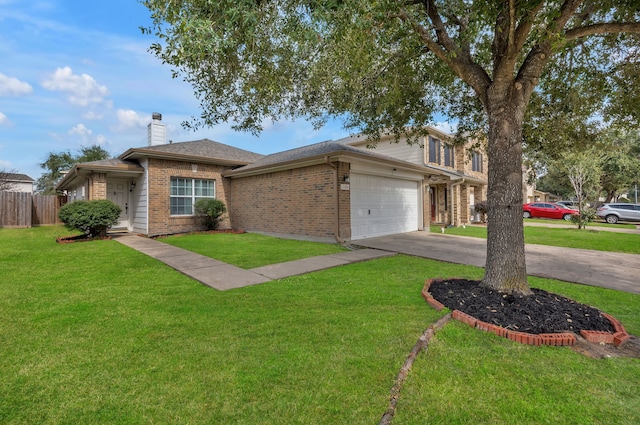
[
  {"left": 565, "top": 22, "right": 640, "bottom": 40},
  {"left": 395, "top": 6, "right": 491, "bottom": 103},
  {"left": 516, "top": 0, "right": 585, "bottom": 98},
  {"left": 513, "top": 1, "right": 545, "bottom": 53}
]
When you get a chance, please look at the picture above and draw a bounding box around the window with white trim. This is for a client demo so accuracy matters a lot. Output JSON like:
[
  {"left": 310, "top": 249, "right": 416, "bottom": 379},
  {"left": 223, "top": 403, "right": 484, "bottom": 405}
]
[
  {"left": 170, "top": 177, "right": 216, "bottom": 215},
  {"left": 443, "top": 144, "right": 455, "bottom": 167},
  {"left": 471, "top": 151, "right": 484, "bottom": 173},
  {"left": 428, "top": 136, "right": 441, "bottom": 164}
]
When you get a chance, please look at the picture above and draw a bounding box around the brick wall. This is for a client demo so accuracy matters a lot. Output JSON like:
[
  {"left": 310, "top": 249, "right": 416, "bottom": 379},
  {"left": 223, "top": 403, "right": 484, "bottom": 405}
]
[
  {"left": 146, "top": 159, "right": 232, "bottom": 236},
  {"left": 455, "top": 144, "right": 488, "bottom": 181},
  {"left": 229, "top": 163, "right": 341, "bottom": 240},
  {"left": 89, "top": 173, "right": 107, "bottom": 200}
]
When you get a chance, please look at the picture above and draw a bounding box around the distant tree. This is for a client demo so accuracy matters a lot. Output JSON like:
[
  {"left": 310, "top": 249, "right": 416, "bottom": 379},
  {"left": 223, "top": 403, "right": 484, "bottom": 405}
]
[
  {"left": 535, "top": 168, "right": 575, "bottom": 200},
  {"left": 599, "top": 129, "right": 640, "bottom": 203},
  {"left": 556, "top": 149, "right": 602, "bottom": 229},
  {"left": 535, "top": 128, "right": 640, "bottom": 204},
  {"left": 36, "top": 145, "right": 111, "bottom": 194},
  {"left": 143, "top": 1, "right": 640, "bottom": 295},
  {"left": 76, "top": 145, "right": 112, "bottom": 163}
]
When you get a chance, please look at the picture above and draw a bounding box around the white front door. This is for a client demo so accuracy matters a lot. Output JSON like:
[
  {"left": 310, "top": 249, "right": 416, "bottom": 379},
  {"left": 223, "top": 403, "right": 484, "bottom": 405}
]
[
  {"left": 350, "top": 173, "right": 420, "bottom": 240},
  {"left": 107, "top": 180, "right": 129, "bottom": 229}
]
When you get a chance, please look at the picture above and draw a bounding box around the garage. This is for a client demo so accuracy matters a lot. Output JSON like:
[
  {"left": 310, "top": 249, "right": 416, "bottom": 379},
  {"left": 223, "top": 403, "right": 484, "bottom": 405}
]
[{"left": 350, "top": 173, "right": 421, "bottom": 240}]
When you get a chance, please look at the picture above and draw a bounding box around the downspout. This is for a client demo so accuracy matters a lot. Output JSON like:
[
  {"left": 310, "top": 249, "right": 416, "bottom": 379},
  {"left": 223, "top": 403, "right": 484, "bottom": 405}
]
[
  {"left": 326, "top": 157, "right": 346, "bottom": 244},
  {"left": 450, "top": 177, "right": 466, "bottom": 227}
]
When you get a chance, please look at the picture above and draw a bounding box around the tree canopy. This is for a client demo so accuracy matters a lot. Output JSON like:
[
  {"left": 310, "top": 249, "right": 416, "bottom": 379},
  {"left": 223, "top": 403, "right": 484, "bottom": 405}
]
[
  {"left": 36, "top": 145, "right": 111, "bottom": 194},
  {"left": 535, "top": 128, "right": 640, "bottom": 204},
  {"left": 142, "top": 0, "right": 640, "bottom": 294}
]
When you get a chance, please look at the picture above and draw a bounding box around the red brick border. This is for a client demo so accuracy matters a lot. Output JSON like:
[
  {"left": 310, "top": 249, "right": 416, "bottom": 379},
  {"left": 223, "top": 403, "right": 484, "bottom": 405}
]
[{"left": 423, "top": 278, "right": 630, "bottom": 347}]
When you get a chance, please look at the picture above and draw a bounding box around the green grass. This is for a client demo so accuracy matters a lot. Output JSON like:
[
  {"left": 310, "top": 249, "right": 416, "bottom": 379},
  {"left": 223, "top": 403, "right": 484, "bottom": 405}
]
[
  {"left": 524, "top": 218, "right": 636, "bottom": 229},
  {"left": 432, "top": 224, "right": 640, "bottom": 254},
  {"left": 160, "top": 232, "right": 348, "bottom": 268},
  {"left": 0, "top": 226, "right": 638, "bottom": 424}
]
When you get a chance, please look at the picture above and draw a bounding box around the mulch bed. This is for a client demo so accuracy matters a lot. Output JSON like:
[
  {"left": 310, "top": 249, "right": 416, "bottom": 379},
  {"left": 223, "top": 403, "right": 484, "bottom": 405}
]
[
  {"left": 428, "top": 278, "right": 615, "bottom": 335},
  {"left": 152, "top": 229, "right": 246, "bottom": 239},
  {"left": 56, "top": 234, "right": 111, "bottom": 244}
]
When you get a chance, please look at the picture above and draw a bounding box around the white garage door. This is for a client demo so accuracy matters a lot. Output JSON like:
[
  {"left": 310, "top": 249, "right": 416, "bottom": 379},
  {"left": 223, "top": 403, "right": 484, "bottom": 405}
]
[{"left": 350, "top": 173, "right": 420, "bottom": 240}]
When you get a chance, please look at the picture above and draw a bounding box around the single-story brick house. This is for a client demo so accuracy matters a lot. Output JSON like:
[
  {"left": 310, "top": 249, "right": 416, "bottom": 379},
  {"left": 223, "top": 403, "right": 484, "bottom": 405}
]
[{"left": 57, "top": 115, "right": 487, "bottom": 241}]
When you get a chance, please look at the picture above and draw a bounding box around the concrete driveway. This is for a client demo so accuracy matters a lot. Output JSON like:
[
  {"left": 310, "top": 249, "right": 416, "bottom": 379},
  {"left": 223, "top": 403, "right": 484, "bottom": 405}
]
[{"left": 354, "top": 231, "right": 640, "bottom": 294}]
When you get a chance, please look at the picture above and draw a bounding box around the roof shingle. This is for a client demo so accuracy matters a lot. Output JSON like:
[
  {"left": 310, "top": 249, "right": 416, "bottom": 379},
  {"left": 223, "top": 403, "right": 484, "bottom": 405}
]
[{"left": 121, "top": 139, "right": 264, "bottom": 164}]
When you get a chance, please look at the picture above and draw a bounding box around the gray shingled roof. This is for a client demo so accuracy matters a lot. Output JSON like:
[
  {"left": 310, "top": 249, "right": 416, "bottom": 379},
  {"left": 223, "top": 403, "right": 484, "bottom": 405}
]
[
  {"left": 4, "top": 173, "right": 34, "bottom": 182},
  {"left": 121, "top": 139, "right": 264, "bottom": 164},
  {"left": 75, "top": 158, "right": 142, "bottom": 169},
  {"left": 226, "top": 140, "right": 430, "bottom": 174}
]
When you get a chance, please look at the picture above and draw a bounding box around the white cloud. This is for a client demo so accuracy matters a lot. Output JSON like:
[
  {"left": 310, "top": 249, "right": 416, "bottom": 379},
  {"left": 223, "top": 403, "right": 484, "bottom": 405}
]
[
  {"left": 114, "top": 109, "right": 148, "bottom": 130},
  {"left": 0, "top": 112, "right": 10, "bottom": 126},
  {"left": 0, "top": 73, "right": 33, "bottom": 96},
  {"left": 41, "top": 66, "right": 109, "bottom": 106},
  {"left": 68, "top": 123, "right": 93, "bottom": 138},
  {"left": 94, "top": 134, "right": 109, "bottom": 145},
  {"left": 66, "top": 124, "right": 109, "bottom": 146},
  {"left": 82, "top": 111, "right": 103, "bottom": 120}
]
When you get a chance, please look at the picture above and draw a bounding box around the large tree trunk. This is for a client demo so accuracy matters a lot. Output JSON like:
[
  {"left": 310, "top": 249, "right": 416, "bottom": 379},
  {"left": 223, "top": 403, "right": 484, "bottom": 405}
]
[{"left": 480, "top": 83, "right": 532, "bottom": 295}]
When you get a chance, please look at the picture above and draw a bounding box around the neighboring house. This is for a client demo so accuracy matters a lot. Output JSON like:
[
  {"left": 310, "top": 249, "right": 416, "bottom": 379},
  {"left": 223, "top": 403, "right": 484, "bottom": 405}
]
[
  {"left": 57, "top": 115, "right": 488, "bottom": 241},
  {"left": 337, "top": 129, "right": 488, "bottom": 228},
  {"left": 533, "top": 190, "right": 560, "bottom": 203},
  {"left": 1, "top": 173, "right": 35, "bottom": 193}
]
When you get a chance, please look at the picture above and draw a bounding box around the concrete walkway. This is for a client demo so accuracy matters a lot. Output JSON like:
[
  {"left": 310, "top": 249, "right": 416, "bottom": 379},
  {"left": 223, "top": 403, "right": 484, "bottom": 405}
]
[
  {"left": 113, "top": 226, "right": 639, "bottom": 294},
  {"left": 354, "top": 232, "right": 640, "bottom": 295},
  {"left": 113, "top": 234, "right": 395, "bottom": 291}
]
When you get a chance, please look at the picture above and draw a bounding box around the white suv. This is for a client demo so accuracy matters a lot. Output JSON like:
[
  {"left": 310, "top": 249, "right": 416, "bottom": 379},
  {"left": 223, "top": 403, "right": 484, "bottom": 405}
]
[{"left": 596, "top": 203, "right": 640, "bottom": 224}]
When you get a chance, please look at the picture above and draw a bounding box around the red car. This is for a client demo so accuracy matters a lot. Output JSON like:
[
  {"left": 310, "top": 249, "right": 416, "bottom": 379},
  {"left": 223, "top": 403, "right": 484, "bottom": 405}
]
[{"left": 523, "top": 202, "right": 578, "bottom": 221}]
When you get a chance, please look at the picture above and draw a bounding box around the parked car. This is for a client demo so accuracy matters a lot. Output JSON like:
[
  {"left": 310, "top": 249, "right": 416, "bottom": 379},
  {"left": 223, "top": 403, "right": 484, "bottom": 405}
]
[
  {"left": 555, "top": 201, "right": 579, "bottom": 210},
  {"left": 596, "top": 203, "right": 640, "bottom": 224},
  {"left": 523, "top": 202, "right": 578, "bottom": 221}
]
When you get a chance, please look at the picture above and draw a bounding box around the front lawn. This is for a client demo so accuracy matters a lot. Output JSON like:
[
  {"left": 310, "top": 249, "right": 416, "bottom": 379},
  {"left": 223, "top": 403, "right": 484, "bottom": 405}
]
[
  {"left": 432, "top": 224, "right": 640, "bottom": 254},
  {"left": 1, "top": 227, "right": 638, "bottom": 424},
  {"left": 160, "top": 232, "right": 348, "bottom": 268}
]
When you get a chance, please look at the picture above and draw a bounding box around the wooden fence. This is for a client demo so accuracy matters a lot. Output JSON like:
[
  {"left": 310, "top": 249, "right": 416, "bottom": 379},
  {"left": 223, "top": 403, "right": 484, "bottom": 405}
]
[{"left": 0, "top": 192, "right": 66, "bottom": 228}]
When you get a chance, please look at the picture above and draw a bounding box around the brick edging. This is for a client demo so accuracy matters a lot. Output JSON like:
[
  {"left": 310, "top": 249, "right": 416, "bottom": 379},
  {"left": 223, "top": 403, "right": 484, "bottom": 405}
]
[{"left": 423, "top": 278, "right": 630, "bottom": 347}]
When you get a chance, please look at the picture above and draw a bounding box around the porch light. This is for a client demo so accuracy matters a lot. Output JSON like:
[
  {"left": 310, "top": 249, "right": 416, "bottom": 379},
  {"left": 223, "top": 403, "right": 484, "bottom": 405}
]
[
  {"left": 343, "top": 174, "right": 350, "bottom": 183},
  {"left": 130, "top": 182, "right": 136, "bottom": 192}
]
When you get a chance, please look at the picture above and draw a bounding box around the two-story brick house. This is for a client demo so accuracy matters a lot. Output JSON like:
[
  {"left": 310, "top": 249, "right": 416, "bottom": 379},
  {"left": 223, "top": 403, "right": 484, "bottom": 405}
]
[
  {"left": 57, "top": 115, "right": 487, "bottom": 241},
  {"left": 337, "top": 129, "right": 488, "bottom": 227}
]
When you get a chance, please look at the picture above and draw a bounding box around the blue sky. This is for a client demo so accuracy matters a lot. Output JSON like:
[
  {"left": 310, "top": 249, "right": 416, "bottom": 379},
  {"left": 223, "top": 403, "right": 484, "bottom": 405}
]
[{"left": 0, "top": 0, "right": 451, "bottom": 182}]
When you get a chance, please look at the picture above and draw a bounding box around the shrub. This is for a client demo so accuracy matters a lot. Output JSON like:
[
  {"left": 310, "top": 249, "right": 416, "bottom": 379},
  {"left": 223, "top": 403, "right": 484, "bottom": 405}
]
[
  {"left": 474, "top": 201, "right": 488, "bottom": 222},
  {"left": 570, "top": 207, "right": 598, "bottom": 230},
  {"left": 194, "top": 198, "right": 227, "bottom": 230},
  {"left": 58, "top": 200, "right": 121, "bottom": 238}
]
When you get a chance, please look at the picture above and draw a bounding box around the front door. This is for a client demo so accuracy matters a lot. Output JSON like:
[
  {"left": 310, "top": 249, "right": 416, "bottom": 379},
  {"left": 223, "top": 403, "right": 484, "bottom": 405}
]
[{"left": 107, "top": 180, "right": 129, "bottom": 229}]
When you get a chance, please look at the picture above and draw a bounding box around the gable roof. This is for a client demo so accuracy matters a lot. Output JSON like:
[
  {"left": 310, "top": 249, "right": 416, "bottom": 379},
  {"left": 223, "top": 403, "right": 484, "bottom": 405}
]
[
  {"left": 56, "top": 158, "right": 145, "bottom": 190},
  {"left": 223, "top": 140, "right": 445, "bottom": 178},
  {"left": 4, "top": 173, "right": 34, "bottom": 183},
  {"left": 120, "top": 138, "right": 264, "bottom": 166}
]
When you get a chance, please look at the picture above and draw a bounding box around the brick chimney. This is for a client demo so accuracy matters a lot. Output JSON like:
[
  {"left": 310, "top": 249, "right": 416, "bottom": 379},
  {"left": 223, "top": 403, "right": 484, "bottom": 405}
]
[{"left": 147, "top": 112, "right": 167, "bottom": 146}]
